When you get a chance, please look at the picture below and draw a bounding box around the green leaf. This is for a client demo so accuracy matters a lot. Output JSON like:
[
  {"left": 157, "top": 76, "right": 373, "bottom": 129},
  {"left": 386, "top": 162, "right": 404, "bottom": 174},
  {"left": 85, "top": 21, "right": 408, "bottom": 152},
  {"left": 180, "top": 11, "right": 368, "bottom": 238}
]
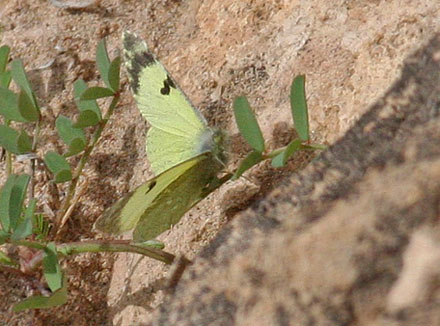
[
  {"left": 44, "top": 151, "right": 72, "bottom": 183},
  {"left": 108, "top": 56, "right": 121, "bottom": 93},
  {"left": 0, "top": 86, "right": 26, "bottom": 122},
  {"left": 16, "top": 129, "right": 33, "bottom": 154},
  {"left": 13, "top": 275, "right": 67, "bottom": 311},
  {"left": 73, "top": 79, "right": 101, "bottom": 127},
  {"left": 232, "top": 151, "right": 263, "bottom": 180},
  {"left": 0, "top": 125, "right": 20, "bottom": 153},
  {"left": 73, "top": 78, "right": 88, "bottom": 97},
  {"left": 55, "top": 115, "right": 86, "bottom": 157},
  {"left": 0, "top": 125, "right": 32, "bottom": 154},
  {"left": 290, "top": 75, "right": 309, "bottom": 141},
  {"left": 96, "top": 38, "right": 111, "bottom": 89},
  {"left": 11, "top": 198, "right": 36, "bottom": 240},
  {"left": 11, "top": 60, "right": 38, "bottom": 109},
  {"left": 233, "top": 96, "right": 265, "bottom": 153},
  {"left": 8, "top": 174, "right": 30, "bottom": 231},
  {"left": 74, "top": 110, "right": 101, "bottom": 128},
  {"left": 0, "top": 70, "right": 12, "bottom": 88},
  {"left": 271, "top": 139, "right": 302, "bottom": 168},
  {"left": 80, "top": 86, "right": 114, "bottom": 100},
  {"left": 0, "top": 174, "right": 30, "bottom": 232},
  {"left": 43, "top": 242, "right": 62, "bottom": 292},
  {"left": 18, "top": 89, "right": 39, "bottom": 122},
  {"left": 0, "top": 174, "right": 16, "bottom": 232},
  {"left": 0, "top": 45, "right": 10, "bottom": 73}
]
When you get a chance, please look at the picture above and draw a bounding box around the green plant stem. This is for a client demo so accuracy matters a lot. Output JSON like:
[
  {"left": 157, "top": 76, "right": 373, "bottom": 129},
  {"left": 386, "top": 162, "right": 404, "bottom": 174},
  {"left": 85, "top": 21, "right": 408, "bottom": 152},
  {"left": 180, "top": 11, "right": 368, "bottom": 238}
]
[
  {"left": 5, "top": 119, "right": 12, "bottom": 176},
  {"left": 5, "top": 151, "right": 12, "bottom": 176},
  {"left": 9, "top": 238, "right": 47, "bottom": 250},
  {"left": 28, "top": 117, "right": 41, "bottom": 200},
  {"left": 8, "top": 238, "right": 174, "bottom": 266},
  {"left": 55, "top": 93, "right": 120, "bottom": 233},
  {"left": 265, "top": 142, "right": 327, "bottom": 159},
  {"left": 57, "top": 240, "right": 175, "bottom": 264},
  {"left": 265, "top": 147, "right": 285, "bottom": 159},
  {"left": 302, "top": 143, "right": 327, "bottom": 150}
]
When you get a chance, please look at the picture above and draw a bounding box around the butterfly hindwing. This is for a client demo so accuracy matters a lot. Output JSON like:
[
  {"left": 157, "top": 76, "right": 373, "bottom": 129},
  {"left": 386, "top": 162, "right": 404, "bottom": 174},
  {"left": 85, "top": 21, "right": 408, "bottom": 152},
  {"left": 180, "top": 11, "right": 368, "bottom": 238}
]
[
  {"left": 146, "top": 127, "right": 215, "bottom": 175},
  {"left": 133, "top": 153, "right": 221, "bottom": 241},
  {"left": 94, "top": 154, "right": 211, "bottom": 236}
]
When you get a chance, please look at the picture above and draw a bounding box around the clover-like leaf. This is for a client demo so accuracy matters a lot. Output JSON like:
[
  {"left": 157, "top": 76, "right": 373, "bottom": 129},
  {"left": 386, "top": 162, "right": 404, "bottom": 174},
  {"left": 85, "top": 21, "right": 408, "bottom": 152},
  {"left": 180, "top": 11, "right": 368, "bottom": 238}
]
[
  {"left": 0, "top": 45, "right": 10, "bottom": 73},
  {"left": 11, "top": 198, "right": 36, "bottom": 240},
  {"left": 0, "top": 174, "right": 30, "bottom": 232},
  {"left": 107, "top": 56, "right": 121, "bottom": 93},
  {"left": 96, "top": 38, "right": 111, "bottom": 89},
  {"left": 13, "top": 274, "right": 67, "bottom": 312},
  {"left": 0, "top": 87, "right": 26, "bottom": 122},
  {"left": 44, "top": 151, "right": 72, "bottom": 183},
  {"left": 233, "top": 96, "right": 265, "bottom": 153},
  {"left": 11, "top": 59, "right": 38, "bottom": 109},
  {"left": 43, "top": 242, "right": 63, "bottom": 292},
  {"left": 0, "top": 70, "right": 12, "bottom": 88},
  {"left": 0, "top": 125, "right": 32, "bottom": 154},
  {"left": 290, "top": 75, "right": 309, "bottom": 141},
  {"left": 18, "top": 89, "right": 39, "bottom": 122},
  {"left": 55, "top": 115, "right": 86, "bottom": 156},
  {"left": 80, "top": 86, "right": 114, "bottom": 100},
  {"left": 73, "top": 79, "right": 102, "bottom": 127}
]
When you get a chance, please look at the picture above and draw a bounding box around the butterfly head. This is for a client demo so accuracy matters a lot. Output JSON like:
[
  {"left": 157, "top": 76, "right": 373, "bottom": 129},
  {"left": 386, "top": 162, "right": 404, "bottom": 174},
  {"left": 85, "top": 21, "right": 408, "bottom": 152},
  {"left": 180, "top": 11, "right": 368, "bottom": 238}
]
[{"left": 198, "top": 128, "right": 228, "bottom": 168}]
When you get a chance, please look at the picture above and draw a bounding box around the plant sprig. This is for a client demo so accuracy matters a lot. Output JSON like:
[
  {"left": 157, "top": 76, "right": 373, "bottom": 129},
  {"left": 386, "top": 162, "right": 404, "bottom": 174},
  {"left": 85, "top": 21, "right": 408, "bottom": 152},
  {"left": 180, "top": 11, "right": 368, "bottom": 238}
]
[
  {"left": 232, "top": 75, "right": 326, "bottom": 179},
  {"left": 0, "top": 39, "right": 325, "bottom": 312},
  {"left": 0, "top": 39, "right": 176, "bottom": 311}
]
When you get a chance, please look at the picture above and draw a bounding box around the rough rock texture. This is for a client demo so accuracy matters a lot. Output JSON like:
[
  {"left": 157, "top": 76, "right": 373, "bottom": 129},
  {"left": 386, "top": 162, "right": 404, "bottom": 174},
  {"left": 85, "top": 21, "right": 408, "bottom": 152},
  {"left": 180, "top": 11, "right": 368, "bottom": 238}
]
[
  {"left": 104, "top": 2, "right": 440, "bottom": 324},
  {"left": 150, "top": 34, "right": 440, "bottom": 325}
]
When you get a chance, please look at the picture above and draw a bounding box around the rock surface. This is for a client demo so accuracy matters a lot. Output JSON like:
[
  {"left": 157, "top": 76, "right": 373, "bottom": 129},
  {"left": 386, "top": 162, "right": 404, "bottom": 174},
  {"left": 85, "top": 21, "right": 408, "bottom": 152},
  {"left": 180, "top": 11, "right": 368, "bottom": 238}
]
[{"left": 151, "top": 34, "right": 440, "bottom": 325}]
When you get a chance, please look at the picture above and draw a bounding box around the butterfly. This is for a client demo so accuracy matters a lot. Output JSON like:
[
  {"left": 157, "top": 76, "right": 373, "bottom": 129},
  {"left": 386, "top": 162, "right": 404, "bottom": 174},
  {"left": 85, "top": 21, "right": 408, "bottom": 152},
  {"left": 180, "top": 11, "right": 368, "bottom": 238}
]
[{"left": 94, "top": 32, "right": 228, "bottom": 241}]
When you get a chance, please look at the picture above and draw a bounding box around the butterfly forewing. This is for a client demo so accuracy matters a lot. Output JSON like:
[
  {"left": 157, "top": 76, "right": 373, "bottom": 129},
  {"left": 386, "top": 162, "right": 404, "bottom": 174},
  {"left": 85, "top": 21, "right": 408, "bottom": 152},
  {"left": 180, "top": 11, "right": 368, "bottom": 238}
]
[{"left": 123, "top": 32, "right": 212, "bottom": 174}]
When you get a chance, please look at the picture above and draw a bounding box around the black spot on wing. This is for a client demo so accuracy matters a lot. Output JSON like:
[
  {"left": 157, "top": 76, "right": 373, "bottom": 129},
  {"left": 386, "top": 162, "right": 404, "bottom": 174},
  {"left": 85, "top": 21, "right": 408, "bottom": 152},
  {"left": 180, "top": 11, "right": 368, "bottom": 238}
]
[
  {"left": 123, "top": 33, "right": 156, "bottom": 94},
  {"left": 145, "top": 180, "right": 157, "bottom": 194},
  {"left": 160, "top": 75, "right": 176, "bottom": 95},
  {"left": 126, "top": 51, "right": 156, "bottom": 94}
]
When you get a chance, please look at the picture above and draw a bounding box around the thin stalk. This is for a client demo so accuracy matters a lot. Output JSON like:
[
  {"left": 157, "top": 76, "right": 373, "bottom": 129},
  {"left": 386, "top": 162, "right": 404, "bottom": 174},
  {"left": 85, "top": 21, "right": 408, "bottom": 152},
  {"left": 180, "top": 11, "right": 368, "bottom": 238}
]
[
  {"left": 57, "top": 240, "right": 175, "bottom": 264},
  {"left": 5, "top": 151, "right": 12, "bottom": 176},
  {"left": 264, "top": 141, "right": 325, "bottom": 159},
  {"left": 5, "top": 119, "right": 12, "bottom": 176},
  {"left": 8, "top": 237, "right": 174, "bottom": 268},
  {"left": 28, "top": 117, "right": 41, "bottom": 200},
  {"left": 9, "top": 238, "right": 47, "bottom": 250},
  {"left": 265, "top": 147, "right": 286, "bottom": 159}
]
